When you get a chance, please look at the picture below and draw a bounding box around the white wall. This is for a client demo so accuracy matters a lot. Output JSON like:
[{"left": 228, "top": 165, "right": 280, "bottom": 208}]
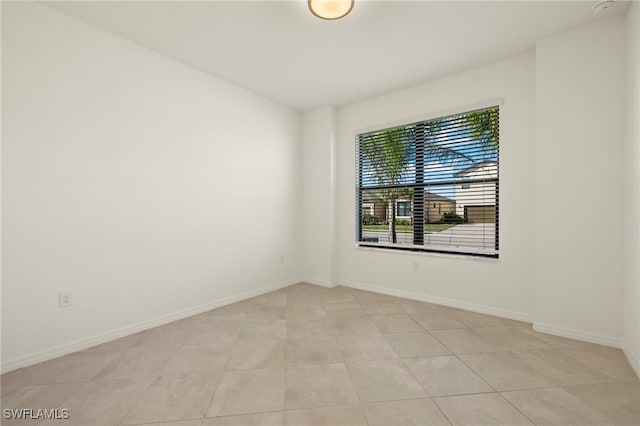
[
  {"left": 301, "top": 107, "right": 338, "bottom": 287},
  {"left": 624, "top": 1, "right": 640, "bottom": 374},
  {"left": 534, "top": 15, "right": 626, "bottom": 345},
  {"left": 334, "top": 53, "right": 536, "bottom": 320},
  {"left": 1, "top": 2, "right": 302, "bottom": 371}
]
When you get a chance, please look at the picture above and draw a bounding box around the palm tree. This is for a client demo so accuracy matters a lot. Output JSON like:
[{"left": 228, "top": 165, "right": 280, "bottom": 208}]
[
  {"left": 359, "top": 127, "right": 414, "bottom": 243},
  {"left": 466, "top": 108, "right": 499, "bottom": 150}
]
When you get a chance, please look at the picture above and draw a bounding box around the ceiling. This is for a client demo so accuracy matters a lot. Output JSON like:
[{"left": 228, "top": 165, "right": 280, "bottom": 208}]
[{"left": 45, "top": 1, "right": 628, "bottom": 111}]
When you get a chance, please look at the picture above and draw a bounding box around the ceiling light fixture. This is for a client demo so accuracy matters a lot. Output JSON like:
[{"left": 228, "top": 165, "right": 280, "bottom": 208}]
[
  {"left": 308, "top": 0, "right": 354, "bottom": 20},
  {"left": 593, "top": 0, "right": 615, "bottom": 14}
]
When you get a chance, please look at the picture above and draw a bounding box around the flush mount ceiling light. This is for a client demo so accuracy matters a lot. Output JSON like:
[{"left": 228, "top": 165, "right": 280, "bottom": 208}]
[
  {"left": 593, "top": 0, "right": 615, "bottom": 14},
  {"left": 308, "top": 0, "right": 354, "bottom": 20}
]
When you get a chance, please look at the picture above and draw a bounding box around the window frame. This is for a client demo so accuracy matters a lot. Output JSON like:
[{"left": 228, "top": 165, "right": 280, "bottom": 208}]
[{"left": 355, "top": 102, "right": 501, "bottom": 259}]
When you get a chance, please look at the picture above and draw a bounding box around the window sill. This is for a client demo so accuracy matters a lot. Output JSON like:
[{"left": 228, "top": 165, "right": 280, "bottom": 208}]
[{"left": 355, "top": 243, "right": 499, "bottom": 261}]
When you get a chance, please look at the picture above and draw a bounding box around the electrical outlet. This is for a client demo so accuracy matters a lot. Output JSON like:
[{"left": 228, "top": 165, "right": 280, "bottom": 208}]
[
  {"left": 279, "top": 254, "right": 285, "bottom": 264},
  {"left": 59, "top": 291, "right": 72, "bottom": 308},
  {"left": 413, "top": 262, "right": 421, "bottom": 272}
]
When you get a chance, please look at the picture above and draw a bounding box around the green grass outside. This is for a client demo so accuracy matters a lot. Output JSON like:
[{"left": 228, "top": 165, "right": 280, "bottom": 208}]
[{"left": 362, "top": 223, "right": 456, "bottom": 233}]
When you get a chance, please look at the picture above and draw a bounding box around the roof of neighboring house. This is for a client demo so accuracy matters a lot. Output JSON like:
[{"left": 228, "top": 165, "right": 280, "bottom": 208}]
[
  {"left": 424, "top": 191, "right": 455, "bottom": 203},
  {"left": 362, "top": 191, "right": 455, "bottom": 204},
  {"left": 453, "top": 160, "right": 498, "bottom": 177}
]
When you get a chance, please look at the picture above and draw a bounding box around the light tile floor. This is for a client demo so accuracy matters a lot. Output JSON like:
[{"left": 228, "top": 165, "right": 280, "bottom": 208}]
[{"left": 1, "top": 283, "right": 639, "bottom": 426}]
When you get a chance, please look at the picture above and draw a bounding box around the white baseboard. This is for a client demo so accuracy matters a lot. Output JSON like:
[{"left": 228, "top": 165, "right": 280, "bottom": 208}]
[
  {"left": 1, "top": 277, "right": 300, "bottom": 374},
  {"left": 622, "top": 342, "right": 640, "bottom": 379},
  {"left": 301, "top": 277, "right": 337, "bottom": 288},
  {"left": 8, "top": 277, "right": 632, "bottom": 377},
  {"left": 532, "top": 322, "right": 622, "bottom": 348},
  {"left": 340, "top": 280, "right": 634, "bottom": 355},
  {"left": 339, "top": 279, "right": 532, "bottom": 323}
]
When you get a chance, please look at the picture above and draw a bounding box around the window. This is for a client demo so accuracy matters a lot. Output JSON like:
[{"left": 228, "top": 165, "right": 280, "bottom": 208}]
[
  {"left": 356, "top": 106, "right": 499, "bottom": 257},
  {"left": 362, "top": 203, "right": 374, "bottom": 216},
  {"left": 396, "top": 201, "right": 411, "bottom": 217}
]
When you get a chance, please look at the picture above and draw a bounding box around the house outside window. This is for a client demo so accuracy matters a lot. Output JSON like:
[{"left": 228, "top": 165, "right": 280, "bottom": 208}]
[
  {"left": 362, "top": 203, "right": 374, "bottom": 216},
  {"left": 454, "top": 161, "right": 498, "bottom": 223}
]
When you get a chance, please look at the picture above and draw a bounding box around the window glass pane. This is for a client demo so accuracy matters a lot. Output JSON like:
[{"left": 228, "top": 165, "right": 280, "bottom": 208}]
[
  {"left": 397, "top": 201, "right": 411, "bottom": 217},
  {"left": 356, "top": 106, "right": 499, "bottom": 257}
]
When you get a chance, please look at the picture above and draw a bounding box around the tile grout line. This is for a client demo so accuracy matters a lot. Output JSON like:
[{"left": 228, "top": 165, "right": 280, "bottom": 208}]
[
  {"left": 493, "top": 391, "right": 539, "bottom": 426},
  {"left": 200, "top": 313, "right": 242, "bottom": 421},
  {"left": 342, "top": 289, "right": 376, "bottom": 426},
  {"left": 402, "top": 313, "right": 528, "bottom": 425},
  {"left": 377, "top": 302, "right": 456, "bottom": 426},
  {"left": 382, "top": 307, "right": 435, "bottom": 421},
  {"left": 115, "top": 375, "right": 161, "bottom": 426}
]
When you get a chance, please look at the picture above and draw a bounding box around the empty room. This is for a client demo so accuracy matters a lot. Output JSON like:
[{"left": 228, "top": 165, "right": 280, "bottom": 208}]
[{"left": 2, "top": 0, "right": 640, "bottom": 425}]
